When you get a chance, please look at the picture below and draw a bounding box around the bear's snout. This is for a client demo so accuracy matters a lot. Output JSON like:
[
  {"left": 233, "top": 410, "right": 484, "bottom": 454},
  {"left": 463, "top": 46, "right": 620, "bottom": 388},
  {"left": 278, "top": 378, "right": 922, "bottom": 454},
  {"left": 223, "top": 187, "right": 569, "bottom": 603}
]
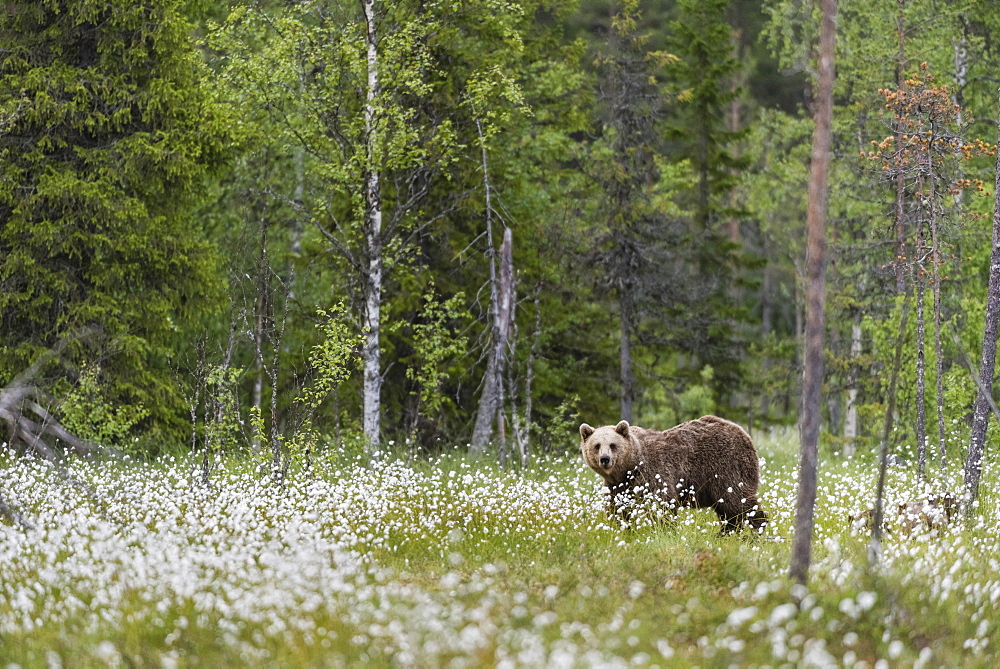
[{"left": 600, "top": 455, "right": 611, "bottom": 467}]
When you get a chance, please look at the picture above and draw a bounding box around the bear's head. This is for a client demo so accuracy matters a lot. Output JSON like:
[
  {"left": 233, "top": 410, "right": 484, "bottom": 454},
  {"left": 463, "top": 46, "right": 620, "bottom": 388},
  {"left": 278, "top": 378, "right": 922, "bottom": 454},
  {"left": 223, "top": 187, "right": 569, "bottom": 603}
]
[{"left": 580, "top": 420, "right": 636, "bottom": 481}]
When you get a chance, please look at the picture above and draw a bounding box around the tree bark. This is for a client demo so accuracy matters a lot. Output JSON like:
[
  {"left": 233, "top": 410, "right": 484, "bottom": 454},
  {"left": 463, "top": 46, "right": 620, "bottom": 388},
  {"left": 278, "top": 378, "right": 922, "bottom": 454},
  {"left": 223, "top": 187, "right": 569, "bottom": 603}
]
[
  {"left": 869, "top": 296, "right": 911, "bottom": 566},
  {"left": 914, "top": 257, "right": 927, "bottom": 478},
  {"left": 929, "top": 148, "right": 946, "bottom": 475},
  {"left": 844, "top": 321, "right": 861, "bottom": 456},
  {"left": 361, "top": 0, "right": 383, "bottom": 459},
  {"left": 251, "top": 217, "right": 270, "bottom": 454},
  {"left": 789, "top": 0, "right": 835, "bottom": 584},
  {"left": 963, "top": 87, "right": 1000, "bottom": 509},
  {"left": 893, "top": 0, "right": 908, "bottom": 294},
  {"left": 470, "top": 116, "right": 514, "bottom": 457}
]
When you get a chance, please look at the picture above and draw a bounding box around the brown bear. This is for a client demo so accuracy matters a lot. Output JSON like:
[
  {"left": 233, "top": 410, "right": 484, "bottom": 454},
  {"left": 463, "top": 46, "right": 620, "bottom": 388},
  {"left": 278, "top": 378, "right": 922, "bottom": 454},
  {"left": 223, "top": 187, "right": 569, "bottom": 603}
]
[{"left": 580, "top": 415, "right": 767, "bottom": 534}]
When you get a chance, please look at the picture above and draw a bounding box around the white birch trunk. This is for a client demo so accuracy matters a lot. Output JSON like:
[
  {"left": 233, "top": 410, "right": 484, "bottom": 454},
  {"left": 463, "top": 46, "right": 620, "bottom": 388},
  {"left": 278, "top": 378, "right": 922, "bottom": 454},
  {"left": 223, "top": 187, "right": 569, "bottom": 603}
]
[
  {"left": 362, "top": 0, "right": 383, "bottom": 458},
  {"left": 843, "top": 323, "right": 861, "bottom": 456}
]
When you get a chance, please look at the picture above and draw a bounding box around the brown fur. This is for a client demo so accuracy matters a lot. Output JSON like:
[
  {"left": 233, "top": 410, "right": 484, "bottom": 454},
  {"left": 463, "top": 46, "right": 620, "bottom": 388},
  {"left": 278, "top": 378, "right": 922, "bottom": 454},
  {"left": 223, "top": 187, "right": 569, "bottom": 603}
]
[{"left": 579, "top": 415, "right": 767, "bottom": 534}]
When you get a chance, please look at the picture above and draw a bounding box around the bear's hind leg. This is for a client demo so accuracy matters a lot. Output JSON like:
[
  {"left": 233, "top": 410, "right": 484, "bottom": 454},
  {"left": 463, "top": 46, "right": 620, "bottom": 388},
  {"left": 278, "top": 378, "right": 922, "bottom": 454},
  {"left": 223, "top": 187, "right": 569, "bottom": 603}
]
[
  {"left": 744, "top": 498, "right": 768, "bottom": 532},
  {"left": 716, "top": 498, "right": 767, "bottom": 535}
]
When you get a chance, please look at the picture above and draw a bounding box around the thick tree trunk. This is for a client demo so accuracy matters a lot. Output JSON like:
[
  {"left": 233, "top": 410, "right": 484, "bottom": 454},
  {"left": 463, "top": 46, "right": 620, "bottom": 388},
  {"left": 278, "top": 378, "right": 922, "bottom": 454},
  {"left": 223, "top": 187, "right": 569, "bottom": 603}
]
[
  {"left": 361, "top": 0, "right": 383, "bottom": 458},
  {"left": 471, "top": 228, "right": 514, "bottom": 456},
  {"left": 789, "top": 0, "right": 835, "bottom": 584},
  {"left": 964, "top": 88, "right": 1000, "bottom": 509}
]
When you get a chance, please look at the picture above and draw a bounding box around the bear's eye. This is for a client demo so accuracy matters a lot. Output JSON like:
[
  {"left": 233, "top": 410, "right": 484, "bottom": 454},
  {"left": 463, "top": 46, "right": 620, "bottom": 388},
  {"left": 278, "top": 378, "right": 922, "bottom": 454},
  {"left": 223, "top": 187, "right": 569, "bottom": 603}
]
[
  {"left": 593, "top": 444, "right": 600, "bottom": 451},
  {"left": 609, "top": 444, "right": 617, "bottom": 451}
]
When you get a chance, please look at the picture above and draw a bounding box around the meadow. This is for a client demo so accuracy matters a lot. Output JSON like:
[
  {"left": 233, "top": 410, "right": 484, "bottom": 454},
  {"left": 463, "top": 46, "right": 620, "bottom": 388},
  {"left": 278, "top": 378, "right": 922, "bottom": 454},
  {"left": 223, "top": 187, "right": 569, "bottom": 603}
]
[{"left": 1, "top": 430, "right": 998, "bottom": 668}]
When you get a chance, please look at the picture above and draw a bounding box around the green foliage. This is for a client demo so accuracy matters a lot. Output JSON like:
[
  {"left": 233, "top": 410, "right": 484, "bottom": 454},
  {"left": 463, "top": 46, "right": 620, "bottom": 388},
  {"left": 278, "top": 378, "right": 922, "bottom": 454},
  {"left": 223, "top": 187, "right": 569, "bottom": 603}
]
[
  {"left": 302, "top": 305, "right": 361, "bottom": 412},
  {"left": 0, "top": 0, "right": 231, "bottom": 444},
  {"left": 404, "top": 282, "right": 467, "bottom": 433},
  {"left": 203, "top": 364, "right": 244, "bottom": 454},
  {"left": 5, "top": 0, "right": 1000, "bottom": 463},
  {"left": 60, "top": 364, "right": 149, "bottom": 449},
  {"left": 251, "top": 304, "right": 361, "bottom": 475},
  {"left": 667, "top": 0, "right": 747, "bottom": 227},
  {"left": 544, "top": 394, "right": 581, "bottom": 454}
]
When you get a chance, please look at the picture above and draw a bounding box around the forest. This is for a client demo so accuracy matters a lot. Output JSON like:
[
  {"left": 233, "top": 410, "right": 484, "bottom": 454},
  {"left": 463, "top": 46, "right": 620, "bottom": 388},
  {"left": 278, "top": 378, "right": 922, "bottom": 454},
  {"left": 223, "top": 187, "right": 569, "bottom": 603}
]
[
  {"left": 4, "top": 0, "right": 1000, "bottom": 665},
  {"left": 2, "top": 0, "right": 1000, "bottom": 471}
]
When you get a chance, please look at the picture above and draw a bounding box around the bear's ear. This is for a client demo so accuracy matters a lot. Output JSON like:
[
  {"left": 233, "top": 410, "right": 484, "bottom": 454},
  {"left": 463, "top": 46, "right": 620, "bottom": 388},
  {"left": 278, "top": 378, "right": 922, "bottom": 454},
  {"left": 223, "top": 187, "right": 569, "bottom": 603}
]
[
  {"left": 579, "top": 423, "right": 595, "bottom": 440},
  {"left": 614, "top": 420, "right": 630, "bottom": 437}
]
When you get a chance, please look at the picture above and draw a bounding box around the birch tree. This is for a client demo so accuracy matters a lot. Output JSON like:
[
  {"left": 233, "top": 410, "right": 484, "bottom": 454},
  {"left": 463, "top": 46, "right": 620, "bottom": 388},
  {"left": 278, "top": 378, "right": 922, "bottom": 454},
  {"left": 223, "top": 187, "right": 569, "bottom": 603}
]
[{"left": 214, "top": 0, "right": 524, "bottom": 457}]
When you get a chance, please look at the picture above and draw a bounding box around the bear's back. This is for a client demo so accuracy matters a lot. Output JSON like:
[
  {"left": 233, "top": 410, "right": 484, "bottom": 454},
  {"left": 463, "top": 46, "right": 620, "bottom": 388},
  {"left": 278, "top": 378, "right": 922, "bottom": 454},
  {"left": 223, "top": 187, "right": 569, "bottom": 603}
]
[{"left": 636, "top": 416, "right": 758, "bottom": 486}]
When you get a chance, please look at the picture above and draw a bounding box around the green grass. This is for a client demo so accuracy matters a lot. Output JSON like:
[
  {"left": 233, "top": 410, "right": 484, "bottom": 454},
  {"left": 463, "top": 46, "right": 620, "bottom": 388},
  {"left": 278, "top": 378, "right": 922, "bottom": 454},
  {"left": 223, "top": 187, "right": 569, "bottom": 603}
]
[{"left": 0, "top": 431, "right": 997, "bottom": 667}]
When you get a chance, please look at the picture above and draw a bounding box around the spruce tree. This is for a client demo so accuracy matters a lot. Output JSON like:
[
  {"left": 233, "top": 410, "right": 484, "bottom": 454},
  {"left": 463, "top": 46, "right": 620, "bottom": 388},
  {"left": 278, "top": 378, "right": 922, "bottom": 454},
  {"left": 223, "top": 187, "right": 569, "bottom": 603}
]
[
  {"left": 0, "top": 0, "right": 229, "bottom": 444},
  {"left": 665, "top": 0, "right": 750, "bottom": 408}
]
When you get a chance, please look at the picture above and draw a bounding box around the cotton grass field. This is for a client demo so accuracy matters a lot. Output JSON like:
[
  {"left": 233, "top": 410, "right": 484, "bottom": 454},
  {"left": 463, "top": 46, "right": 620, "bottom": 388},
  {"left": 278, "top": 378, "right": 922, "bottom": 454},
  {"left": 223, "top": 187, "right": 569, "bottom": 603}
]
[{"left": 1, "top": 430, "right": 999, "bottom": 667}]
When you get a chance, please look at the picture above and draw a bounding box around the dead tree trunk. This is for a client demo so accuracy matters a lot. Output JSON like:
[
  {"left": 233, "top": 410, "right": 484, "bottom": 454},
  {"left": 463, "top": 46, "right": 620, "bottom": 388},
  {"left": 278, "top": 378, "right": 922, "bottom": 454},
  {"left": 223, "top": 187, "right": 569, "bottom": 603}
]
[
  {"left": 789, "top": 0, "right": 835, "bottom": 584},
  {"left": 470, "top": 220, "right": 514, "bottom": 457},
  {"left": 963, "top": 88, "right": 1000, "bottom": 510},
  {"left": 0, "top": 491, "right": 34, "bottom": 530},
  {"left": 0, "top": 331, "right": 110, "bottom": 461}
]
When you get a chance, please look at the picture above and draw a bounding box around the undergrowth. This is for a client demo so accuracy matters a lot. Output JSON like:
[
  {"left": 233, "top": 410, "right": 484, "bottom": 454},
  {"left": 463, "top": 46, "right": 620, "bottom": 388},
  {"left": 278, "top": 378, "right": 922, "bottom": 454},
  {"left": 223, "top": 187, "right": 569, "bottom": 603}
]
[{"left": 0, "top": 430, "right": 996, "bottom": 667}]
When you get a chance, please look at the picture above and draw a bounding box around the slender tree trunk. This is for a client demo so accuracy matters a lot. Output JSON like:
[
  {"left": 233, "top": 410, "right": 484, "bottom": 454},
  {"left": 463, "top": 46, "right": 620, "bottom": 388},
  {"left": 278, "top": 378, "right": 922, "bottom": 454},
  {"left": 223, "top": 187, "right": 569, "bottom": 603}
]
[
  {"left": 869, "top": 296, "right": 911, "bottom": 566},
  {"left": 964, "top": 89, "right": 1000, "bottom": 510},
  {"left": 727, "top": 23, "right": 744, "bottom": 245},
  {"left": 361, "top": 0, "right": 383, "bottom": 458},
  {"left": 518, "top": 286, "right": 542, "bottom": 467},
  {"left": 893, "top": 1, "right": 908, "bottom": 294},
  {"left": 789, "top": 0, "right": 835, "bottom": 585},
  {"left": 495, "top": 227, "right": 514, "bottom": 463},
  {"left": 914, "top": 257, "right": 927, "bottom": 478},
  {"left": 252, "top": 218, "right": 269, "bottom": 454},
  {"left": 954, "top": 17, "right": 968, "bottom": 117},
  {"left": 844, "top": 321, "right": 861, "bottom": 457},
  {"left": 929, "top": 152, "right": 946, "bottom": 474}
]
